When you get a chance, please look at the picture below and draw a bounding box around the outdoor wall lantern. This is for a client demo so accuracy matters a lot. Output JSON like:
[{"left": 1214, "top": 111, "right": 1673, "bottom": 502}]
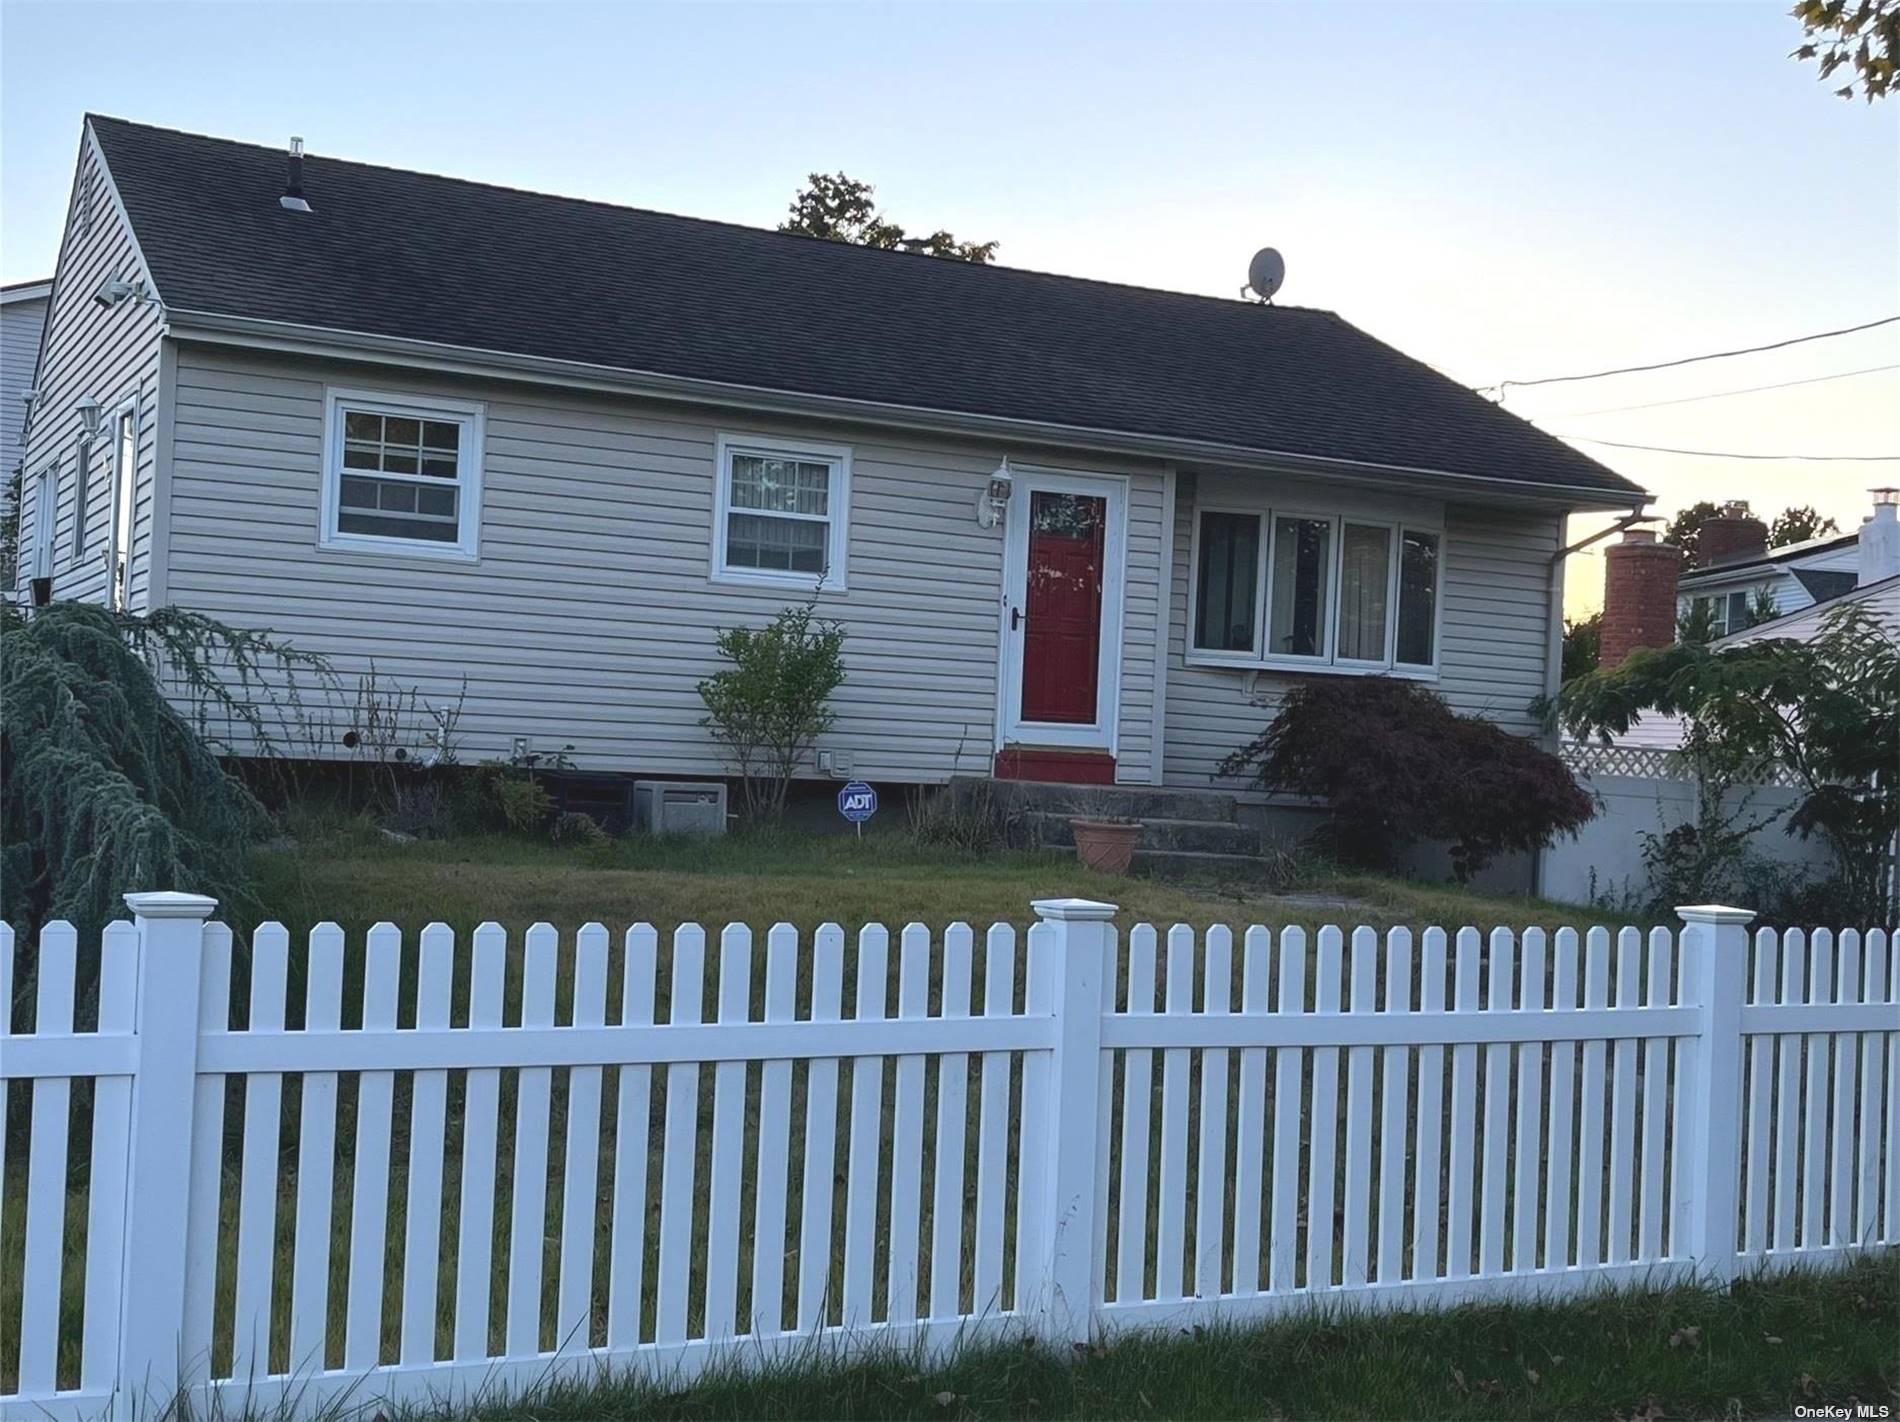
[
  {"left": 977, "top": 456, "right": 1015, "bottom": 529},
  {"left": 75, "top": 396, "right": 102, "bottom": 442}
]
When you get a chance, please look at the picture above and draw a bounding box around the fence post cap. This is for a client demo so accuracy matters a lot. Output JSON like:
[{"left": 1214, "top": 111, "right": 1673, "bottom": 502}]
[
  {"left": 123, "top": 890, "right": 219, "bottom": 919},
  {"left": 1031, "top": 898, "right": 1118, "bottom": 922},
  {"left": 1674, "top": 904, "right": 1756, "bottom": 926}
]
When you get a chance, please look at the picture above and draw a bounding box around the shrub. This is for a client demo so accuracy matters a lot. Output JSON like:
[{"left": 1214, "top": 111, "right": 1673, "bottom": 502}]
[
  {"left": 494, "top": 775, "right": 553, "bottom": 832},
  {"left": 1217, "top": 677, "right": 1594, "bottom": 880},
  {"left": 551, "top": 810, "right": 609, "bottom": 847},
  {"left": 1, "top": 602, "right": 275, "bottom": 940},
  {"left": 698, "top": 601, "right": 847, "bottom": 821}
]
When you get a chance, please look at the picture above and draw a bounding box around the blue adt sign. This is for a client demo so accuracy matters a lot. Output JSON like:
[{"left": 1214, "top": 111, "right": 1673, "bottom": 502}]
[{"left": 837, "top": 780, "right": 878, "bottom": 824}]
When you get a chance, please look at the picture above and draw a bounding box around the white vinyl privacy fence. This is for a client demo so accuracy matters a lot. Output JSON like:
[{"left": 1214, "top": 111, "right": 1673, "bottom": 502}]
[{"left": 2, "top": 896, "right": 1896, "bottom": 1419}]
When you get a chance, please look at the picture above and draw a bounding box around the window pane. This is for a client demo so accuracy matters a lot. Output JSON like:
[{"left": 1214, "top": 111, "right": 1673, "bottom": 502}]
[
  {"left": 730, "top": 454, "right": 830, "bottom": 516},
  {"left": 1269, "top": 517, "right": 1332, "bottom": 657},
  {"left": 72, "top": 444, "right": 90, "bottom": 555},
  {"left": 1396, "top": 529, "right": 1439, "bottom": 665},
  {"left": 344, "top": 411, "right": 382, "bottom": 441},
  {"left": 343, "top": 442, "right": 381, "bottom": 470},
  {"left": 382, "top": 449, "right": 419, "bottom": 475},
  {"left": 727, "top": 512, "right": 827, "bottom": 573},
  {"left": 419, "top": 454, "right": 458, "bottom": 479},
  {"left": 337, "top": 475, "right": 457, "bottom": 541},
  {"left": 1193, "top": 511, "right": 1260, "bottom": 653},
  {"left": 1726, "top": 591, "right": 1749, "bottom": 632},
  {"left": 384, "top": 416, "right": 421, "bottom": 447},
  {"left": 338, "top": 509, "right": 459, "bottom": 542},
  {"left": 1337, "top": 523, "right": 1391, "bottom": 661},
  {"left": 422, "top": 421, "right": 460, "bottom": 451}
]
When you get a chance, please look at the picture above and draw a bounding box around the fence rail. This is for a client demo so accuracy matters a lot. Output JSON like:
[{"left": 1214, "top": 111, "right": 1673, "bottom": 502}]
[{"left": 2, "top": 897, "right": 1894, "bottom": 1420}]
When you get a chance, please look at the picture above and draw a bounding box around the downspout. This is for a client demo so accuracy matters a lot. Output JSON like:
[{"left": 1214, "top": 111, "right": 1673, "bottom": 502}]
[{"left": 1533, "top": 506, "right": 1650, "bottom": 897}]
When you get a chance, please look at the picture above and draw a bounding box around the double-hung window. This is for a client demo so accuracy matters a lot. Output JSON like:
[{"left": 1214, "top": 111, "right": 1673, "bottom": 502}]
[
  {"left": 712, "top": 434, "right": 850, "bottom": 589},
  {"left": 1188, "top": 503, "right": 1443, "bottom": 674},
  {"left": 321, "top": 389, "right": 484, "bottom": 559}
]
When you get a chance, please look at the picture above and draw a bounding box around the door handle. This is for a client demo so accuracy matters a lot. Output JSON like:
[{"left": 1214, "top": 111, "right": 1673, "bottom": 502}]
[{"left": 1011, "top": 606, "right": 1024, "bottom": 631}]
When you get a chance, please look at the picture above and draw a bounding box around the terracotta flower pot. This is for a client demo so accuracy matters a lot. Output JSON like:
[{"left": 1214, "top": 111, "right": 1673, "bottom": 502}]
[{"left": 1071, "top": 817, "right": 1140, "bottom": 875}]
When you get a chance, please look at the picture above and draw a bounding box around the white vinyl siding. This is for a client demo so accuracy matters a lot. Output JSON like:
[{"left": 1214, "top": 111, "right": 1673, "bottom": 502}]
[
  {"left": 1164, "top": 474, "right": 1559, "bottom": 793},
  {"left": 164, "top": 345, "right": 1168, "bottom": 786},
  {"left": 11, "top": 128, "right": 162, "bottom": 611},
  {"left": 1, "top": 290, "right": 49, "bottom": 479}
]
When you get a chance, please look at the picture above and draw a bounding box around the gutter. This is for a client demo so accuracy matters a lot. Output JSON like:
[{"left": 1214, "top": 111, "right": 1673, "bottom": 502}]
[{"left": 162, "top": 306, "right": 1651, "bottom": 514}]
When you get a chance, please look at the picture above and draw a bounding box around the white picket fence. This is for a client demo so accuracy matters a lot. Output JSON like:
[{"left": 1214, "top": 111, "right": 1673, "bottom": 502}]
[{"left": 2, "top": 896, "right": 1895, "bottom": 1420}]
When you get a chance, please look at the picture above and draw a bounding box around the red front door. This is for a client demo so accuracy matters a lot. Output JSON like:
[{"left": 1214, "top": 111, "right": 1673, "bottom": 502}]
[{"left": 1020, "top": 489, "right": 1107, "bottom": 724}]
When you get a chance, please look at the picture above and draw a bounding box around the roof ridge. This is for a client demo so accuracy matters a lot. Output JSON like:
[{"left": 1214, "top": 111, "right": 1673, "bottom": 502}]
[{"left": 86, "top": 112, "right": 1342, "bottom": 320}]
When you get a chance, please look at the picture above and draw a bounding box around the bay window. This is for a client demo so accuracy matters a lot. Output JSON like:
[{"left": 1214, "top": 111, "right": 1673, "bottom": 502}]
[{"left": 1188, "top": 502, "right": 1443, "bottom": 675}]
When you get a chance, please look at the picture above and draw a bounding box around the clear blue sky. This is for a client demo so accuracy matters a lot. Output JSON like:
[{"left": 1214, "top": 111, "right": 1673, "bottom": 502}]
[{"left": 4, "top": 1, "right": 1896, "bottom": 611}]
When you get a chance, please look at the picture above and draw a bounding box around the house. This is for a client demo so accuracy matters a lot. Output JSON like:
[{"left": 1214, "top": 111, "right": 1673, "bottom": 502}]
[
  {"left": 1676, "top": 500, "right": 1867, "bottom": 638},
  {"left": 15, "top": 115, "right": 1649, "bottom": 816},
  {"left": 2, "top": 278, "right": 52, "bottom": 580}
]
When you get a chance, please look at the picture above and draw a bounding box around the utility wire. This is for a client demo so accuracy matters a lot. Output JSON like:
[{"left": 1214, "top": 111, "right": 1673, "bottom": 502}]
[
  {"left": 1557, "top": 363, "right": 1900, "bottom": 418},
  {"left": 1480, "top": 315, "right": 1900, "bottom": 396},
  {"left": 1552, "top": 433, "right": 1900, "bottom": 461}
]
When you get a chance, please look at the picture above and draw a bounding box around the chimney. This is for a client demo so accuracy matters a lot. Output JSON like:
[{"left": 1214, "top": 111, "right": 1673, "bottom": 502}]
[
  {"left": 280, "top": 137, "right": 312, "bottom": 213},
  {"left": 1860, "top": 487, "right": 1900, "bottom": 587},
  {"left": 1601, "top": 527, "right": 1682, "bottom": 667},
  {"left": 1697, "top": 500, "right": 1768, "bottom": 567}
]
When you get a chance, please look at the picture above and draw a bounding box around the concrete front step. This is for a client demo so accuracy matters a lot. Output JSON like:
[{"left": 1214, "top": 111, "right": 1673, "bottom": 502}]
[
  {"left": 947, "top": 776, "right": 1242, "bottom": 825},
  {"left": 1024, "top": 810, "right": 1262, "bottom": 857}
]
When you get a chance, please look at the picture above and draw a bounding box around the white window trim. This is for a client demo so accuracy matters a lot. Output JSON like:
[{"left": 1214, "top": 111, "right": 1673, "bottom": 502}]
[
  {"left": 319, "top": 386, "right": 485, "bottom": 562},
  {"left": 1185, "top": 502, "right": 1268, "bottom": 665},
  {"left": 1183, "top": 498, "right": 1445, "bottom": 679},
  {"left": 106, "top": 396, "right": 139, "bottom": 609},
  {"left": 27, "top": 455, "right": 58, "bottom": 581},
  {"left": 710, "top": 432, "right": 851, "bottom": 591}
]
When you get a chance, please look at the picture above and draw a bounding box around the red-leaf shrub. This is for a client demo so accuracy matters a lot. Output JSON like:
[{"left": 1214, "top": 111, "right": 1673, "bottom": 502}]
[{"left": 1217, "top": 677, "right": 1594, "bottom": 880}]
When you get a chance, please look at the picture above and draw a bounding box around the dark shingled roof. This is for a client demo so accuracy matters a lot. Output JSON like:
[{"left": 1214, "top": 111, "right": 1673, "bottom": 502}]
[{"left": 90, "top": 115, "right": 1643, "bottom": 502}]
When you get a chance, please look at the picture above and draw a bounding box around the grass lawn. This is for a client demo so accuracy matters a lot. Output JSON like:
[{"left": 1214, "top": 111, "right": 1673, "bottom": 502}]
[
  {"left": 248, "top": 818, "right": 1638, "bottom": 941},
  {"left": 419, "top": 1255, "right": 1900, "bottom": 1421}
]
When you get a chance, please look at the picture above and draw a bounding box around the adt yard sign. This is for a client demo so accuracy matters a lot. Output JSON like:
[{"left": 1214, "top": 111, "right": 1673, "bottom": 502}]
[{"left": 838, "top": 780, "right": 878, "bottom": 827}]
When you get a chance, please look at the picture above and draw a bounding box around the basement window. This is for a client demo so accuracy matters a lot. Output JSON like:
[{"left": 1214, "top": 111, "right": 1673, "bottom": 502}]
[
  {"left": 711, "top": 434, "right": 850, "bottom": 590},
  {"left": 1188, "top": 503, "right": 1443, "bottom": 676},
  {"left": 321, "top": 389, "right": 484, "bottom": 559}
]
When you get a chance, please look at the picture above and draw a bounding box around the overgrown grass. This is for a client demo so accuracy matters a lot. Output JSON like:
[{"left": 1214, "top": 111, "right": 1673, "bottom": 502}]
[
  {"left": 249, "top": 816, "right": 1636, "bottom": 941},
  {"left": 411, "top": 1255, "right": 1900, "bottom": 1420}
]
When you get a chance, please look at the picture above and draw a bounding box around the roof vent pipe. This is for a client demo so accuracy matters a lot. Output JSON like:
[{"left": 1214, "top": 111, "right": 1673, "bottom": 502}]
[{"left": 280, "top": 137, "right": 311, "bottom": 213}]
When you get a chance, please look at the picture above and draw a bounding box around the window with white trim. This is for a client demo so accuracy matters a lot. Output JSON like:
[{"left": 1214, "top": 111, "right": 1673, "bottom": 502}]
[
  {"left": 1188, "top": 504, "right": 1443, "bottom": 674},
  {"left": 712, "top": 435, "right": 849, "bottom": 588},
  {"left": 321, "top": 390, "right": 484, "bottom": 558},
  {"left": 109, "top": 405, "right": 136, "bottom": 609}
]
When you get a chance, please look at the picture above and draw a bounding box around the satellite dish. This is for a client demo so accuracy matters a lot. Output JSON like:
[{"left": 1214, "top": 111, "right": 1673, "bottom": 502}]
[{"left": 1246, "top": 247, "right": 1285, "bottom": 302}]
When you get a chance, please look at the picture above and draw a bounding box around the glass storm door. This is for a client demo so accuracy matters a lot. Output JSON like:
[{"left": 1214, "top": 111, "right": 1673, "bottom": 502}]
[{"left": 1019, "top": 488, "right": 1107, "bottom": 724}]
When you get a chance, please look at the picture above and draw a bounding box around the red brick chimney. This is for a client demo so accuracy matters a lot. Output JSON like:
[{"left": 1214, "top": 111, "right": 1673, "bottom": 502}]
[
  {"left": 1697, "top": 502, "right": 1769, "bottom": 567},
  {"left": 1600, "top": 528, "right": 1681, "bottom": 667}
]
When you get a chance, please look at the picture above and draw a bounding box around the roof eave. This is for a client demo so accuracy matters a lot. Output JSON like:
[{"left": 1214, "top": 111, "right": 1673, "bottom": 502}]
[{"left": 162, "top": 307, "right": 1651, "bottom": 513}]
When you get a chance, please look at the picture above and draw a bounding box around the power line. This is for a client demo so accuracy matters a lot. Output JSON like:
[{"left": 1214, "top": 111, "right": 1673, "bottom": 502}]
[
  {"left": 1557, "top": 363, "right": 1900, "bottom": 417},
  {"left": 1552, "top": 432, "right": 1900, "bottom": 461},
  {"left": 1481, "top": 315, "right": 1900, "bottom": 395}
]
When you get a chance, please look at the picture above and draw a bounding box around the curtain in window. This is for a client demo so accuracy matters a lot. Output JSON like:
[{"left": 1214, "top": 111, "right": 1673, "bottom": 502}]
[
  {"left": 1337, "top": 523, "right": 1391, "bottom": 661},
  {"left": 1270, "top": 517, "right": 1332, "bottom": 657}
]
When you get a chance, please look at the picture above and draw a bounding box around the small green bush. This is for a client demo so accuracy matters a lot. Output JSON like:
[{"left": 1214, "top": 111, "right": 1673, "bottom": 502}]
[
  {"left": 493, "top": 775, "right": 552, "bottom": 832},
  {"left": 698, "top": 601, "right": 846, "bottom": 821}
]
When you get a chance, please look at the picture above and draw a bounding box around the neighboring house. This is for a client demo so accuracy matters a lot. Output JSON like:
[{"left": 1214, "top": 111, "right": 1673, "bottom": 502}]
[
  {"left": 2, "top": 278, "right": 52, "bottom": 584},
  {"left": 17, "top": 115, "right": 1648, "bottom": 799},
  {"left": 2, "top": 280, "right": 51, "bottom": 478},
  {"left": 1546, "top": 497, "right": 1899, "bottom": 905},
  {"left": 1676, "top": 500, "right": 1862, "bottom": 637}
]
